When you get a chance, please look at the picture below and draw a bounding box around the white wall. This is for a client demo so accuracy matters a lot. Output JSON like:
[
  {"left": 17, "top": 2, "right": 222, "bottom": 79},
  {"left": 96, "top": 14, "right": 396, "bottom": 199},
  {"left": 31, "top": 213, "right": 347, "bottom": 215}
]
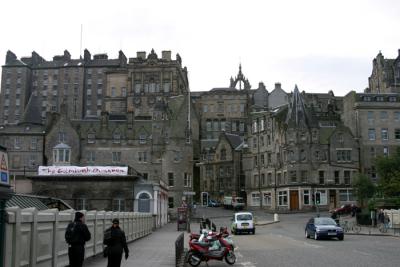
[{"left": 3, "top": 207, "right": 153, "bottom": 267}]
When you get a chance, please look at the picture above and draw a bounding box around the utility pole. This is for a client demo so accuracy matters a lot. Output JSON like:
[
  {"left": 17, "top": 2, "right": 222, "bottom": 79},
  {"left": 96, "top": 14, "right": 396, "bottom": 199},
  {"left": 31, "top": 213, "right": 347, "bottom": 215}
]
[{"left": 257, "top": 117, "right": 262, "bottom": 209}]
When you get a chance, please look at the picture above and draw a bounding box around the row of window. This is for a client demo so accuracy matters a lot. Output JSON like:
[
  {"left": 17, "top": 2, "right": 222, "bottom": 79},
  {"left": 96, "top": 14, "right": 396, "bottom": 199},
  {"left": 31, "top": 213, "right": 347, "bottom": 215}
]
[
  {"left": 167, "top": 172, "right": 192, "bottom": 188},
  {"left": 363, "top": 95, "right": 398, "bottom": 102},
  {"left": 205, "top": 120, "right": 245, "bottom": 132},
  {"left": 251, "top": 189, "right": 354, "bottom": 207},
  {"left": 367, "top": 110, "right": 400, "bottom": 120},
  {"left": 251, "top": 170, "right": 353, "bottom": 187},
  {"left": 134, "top": 82, "right": 171, "bottom": 94},
  {"left": 87, "top": 133, "right": 148, "bottom": 144},
  {"left": 368, "top": 128, "right": 400, "bottom": 141},
  {"left": 203, "top": 103, "right": 245, "bottom": 113}
]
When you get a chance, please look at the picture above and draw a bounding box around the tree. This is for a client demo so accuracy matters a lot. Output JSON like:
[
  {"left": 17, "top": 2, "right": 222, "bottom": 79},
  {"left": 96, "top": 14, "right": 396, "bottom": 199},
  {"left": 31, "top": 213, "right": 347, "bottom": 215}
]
[
  {"left": 352, "top": 174, "right": 376, "bottom": 207},
  {"left": 375, "top": 147, "right": 400, "bottom": 197}
]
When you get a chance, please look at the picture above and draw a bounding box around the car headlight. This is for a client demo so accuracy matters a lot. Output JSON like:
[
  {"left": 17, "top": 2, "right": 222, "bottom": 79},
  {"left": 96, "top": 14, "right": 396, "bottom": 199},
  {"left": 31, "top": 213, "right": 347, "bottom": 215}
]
[{"left": 316, "top": 228, "right": 321, "bottom": 232}]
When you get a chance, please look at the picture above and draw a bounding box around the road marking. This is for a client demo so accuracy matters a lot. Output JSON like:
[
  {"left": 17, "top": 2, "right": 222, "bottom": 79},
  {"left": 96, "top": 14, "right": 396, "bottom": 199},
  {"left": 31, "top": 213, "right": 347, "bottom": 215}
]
[
  {"left": 353, "top": 250, "right": 373, "bottom": 257},
  {"left": 236, "top": 251, "right": 243, "bottom": 258},
  {"left": 302, "top": 241, "right": 322, "bottom": 249},
  {"left": 240, "top": 262, "right": 256, "bottom": 267}
]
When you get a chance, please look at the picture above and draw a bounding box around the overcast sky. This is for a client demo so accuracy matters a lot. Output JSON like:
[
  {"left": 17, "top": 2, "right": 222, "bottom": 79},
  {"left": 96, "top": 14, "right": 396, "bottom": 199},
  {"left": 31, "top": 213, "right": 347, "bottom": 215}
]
[{"left": 1, "top": 0, "right": 400, "bottom": 96}]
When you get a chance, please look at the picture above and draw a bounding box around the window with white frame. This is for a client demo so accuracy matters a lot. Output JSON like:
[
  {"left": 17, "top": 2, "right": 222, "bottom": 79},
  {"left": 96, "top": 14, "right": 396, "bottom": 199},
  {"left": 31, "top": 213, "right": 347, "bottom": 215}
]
[
  {"left": 112, "top": 198, "right": 125, "bottom": 211},
  {"left": 381, "top": 128, "right": 388, "bottom": 140},
  {"left": 368, "top": 128, "right": 376, "bottom": 140},
  {"left": 113, "top": 131, "right": 121, "bottom": 143},
  {"left": 339, "top": 189, "right": 355, "bottom": 202},
  {"left": 203, "top": 104, "right": 208, "bottom": 113},
  {"left": 138, "top": 151, "right": 147, "bottom": 163},
  {"left": 87, "top": 151, "right": 96, "bottom": 163},
  {"left": 367, "top": 111, "right": 374, "bottom": 121},
  {"left": 263, "top": 192, "right": 271, "bottom": 206},
  {"left": 394, "top": 111, "right": 400, "bottom": 121},
  {"left": 76, "top": 198, "right": 88, "bottom": 210},
  {"left": 139, "top": 134, "right": 146, "bottom": 144},
  {"left": 252, "top": 192, "right": 260, "bottom": 206},
  {"left": 184, "top": 173, "right": 192, "bottom": 187},
  {"left": 278, "top": 191, "right": 288, "bottom": 206},
  {"left": 174, "top": 151, "right": 182, "bottom": 162},
  {"left": 380, "top": 111, "right": 388, "bottom": 120},
  {"left": 30, "top": 137, "right": 37, "bottom": 150},
  {"left": 87, "top": 133, "right": 96, "bottom": 144},
  {"left": 53, "top": 143, "right": 71, "bottom": 164},
  {"left": 112, "top": 151, "right": 121, "bottom": 163},
  {"left": 337, "top": 149, "right": 352, "bottom": 162}
]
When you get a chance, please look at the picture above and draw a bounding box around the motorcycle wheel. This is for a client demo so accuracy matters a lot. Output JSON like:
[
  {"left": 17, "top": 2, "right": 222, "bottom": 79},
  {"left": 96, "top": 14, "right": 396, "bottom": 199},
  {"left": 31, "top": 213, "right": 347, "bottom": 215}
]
[
  {"left": 187, "top": 252, "right": 201, "bottom": 267},
  {"left": 225, "top": 251, "right": 236, "bottom": 265}
]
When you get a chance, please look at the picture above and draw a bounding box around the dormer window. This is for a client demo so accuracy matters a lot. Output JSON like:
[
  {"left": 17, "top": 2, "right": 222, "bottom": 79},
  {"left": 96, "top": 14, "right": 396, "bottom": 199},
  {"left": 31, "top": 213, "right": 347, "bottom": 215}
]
[
  {"left": 87, "top": 133, "right": 96, "bottom": 144},
  {"left": 113, "top": 131, "right": 121, "bottom": 143},
  {"left": 363, "top": 96, "right": 371, "bottom": 102},
  {"left": 139, "top": 134, "right": 147, "bottom": 144},
  {"left": 53, "top": 143, "right": 71, "bottom": 165},
  {"left": 376, "top": 96, "right": 384, "bottom": 102}
]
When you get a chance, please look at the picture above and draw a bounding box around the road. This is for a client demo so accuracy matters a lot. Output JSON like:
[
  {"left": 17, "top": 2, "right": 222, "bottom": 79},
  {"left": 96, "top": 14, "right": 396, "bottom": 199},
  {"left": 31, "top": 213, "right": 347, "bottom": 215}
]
[{"left": 189, "top": 207, "right": 400, "bottom": 267}]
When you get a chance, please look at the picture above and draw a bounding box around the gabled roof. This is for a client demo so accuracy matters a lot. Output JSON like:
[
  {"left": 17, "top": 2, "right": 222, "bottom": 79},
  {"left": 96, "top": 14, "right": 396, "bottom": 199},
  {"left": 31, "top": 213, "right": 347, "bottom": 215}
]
[
  {"left": 223, "top": 133, "right": 243, "bottom": 149},
  {"left": 19, "top": 91, "right": 43, "bottom": 125},
  {"left": 6, "top": 194, "right": 73, "bottom": 210},
  {"left": 286, "top": 85, "right": 310, "bottom": 129}
]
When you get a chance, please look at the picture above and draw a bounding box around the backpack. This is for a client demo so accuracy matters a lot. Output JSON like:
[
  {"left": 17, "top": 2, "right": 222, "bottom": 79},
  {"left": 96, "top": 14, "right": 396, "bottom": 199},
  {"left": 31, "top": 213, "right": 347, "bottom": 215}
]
[{"left": 65, "top": 222, "right": 79, "bottom": 244}]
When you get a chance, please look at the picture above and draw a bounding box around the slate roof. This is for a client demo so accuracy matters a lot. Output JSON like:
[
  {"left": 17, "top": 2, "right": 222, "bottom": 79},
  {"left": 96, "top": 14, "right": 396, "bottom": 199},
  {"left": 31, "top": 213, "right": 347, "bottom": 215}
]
[
  {"left": 19, "top": 92, "right": 43, "bottom": 125},
  {"left": 224, "top": 133, "right": 243, "bottom": 149},
  {"left": 5, "top": 194, "right": 72, "bottom": 210}
]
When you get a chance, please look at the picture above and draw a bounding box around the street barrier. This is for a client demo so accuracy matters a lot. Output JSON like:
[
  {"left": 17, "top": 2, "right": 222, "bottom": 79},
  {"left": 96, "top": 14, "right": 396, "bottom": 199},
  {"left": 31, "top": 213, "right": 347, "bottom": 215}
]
[{"left": 3, "top": 207, "right": 153, "bottom": 267}]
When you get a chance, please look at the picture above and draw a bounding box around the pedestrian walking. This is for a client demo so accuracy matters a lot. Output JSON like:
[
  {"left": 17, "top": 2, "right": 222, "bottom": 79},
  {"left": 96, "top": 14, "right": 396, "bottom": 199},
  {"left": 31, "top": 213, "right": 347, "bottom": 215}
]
[
  {"left": 103, "top": 218, "right": 129, "bottom": 267},
  {"left": 378, "top": 209, "right": 384, "bottom": 224},
  {"left": 384, "top": 213, "right": 390, "bottom": 229},
  {"left": 65, "top": 211, "right": 91, "bottom": 267}
]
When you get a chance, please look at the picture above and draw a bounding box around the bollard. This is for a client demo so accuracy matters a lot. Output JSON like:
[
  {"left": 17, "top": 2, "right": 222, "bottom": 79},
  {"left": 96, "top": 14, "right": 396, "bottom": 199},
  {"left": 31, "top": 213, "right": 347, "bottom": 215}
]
[{"left": 274, "top": 213, "right": 279, "bottom": 222}]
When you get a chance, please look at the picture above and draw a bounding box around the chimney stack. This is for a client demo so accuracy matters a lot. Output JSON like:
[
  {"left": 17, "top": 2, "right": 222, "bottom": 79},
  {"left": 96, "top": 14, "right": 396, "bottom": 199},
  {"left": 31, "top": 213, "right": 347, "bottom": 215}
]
[
  {"left": 162, "top": 51, "right": 171, "bottom": 61},
  {"left": 137, "top": 51, "right": 146, "bottom": 60},
  {"left": 274, "top": 82, "right": 282, "bottom": 90}
]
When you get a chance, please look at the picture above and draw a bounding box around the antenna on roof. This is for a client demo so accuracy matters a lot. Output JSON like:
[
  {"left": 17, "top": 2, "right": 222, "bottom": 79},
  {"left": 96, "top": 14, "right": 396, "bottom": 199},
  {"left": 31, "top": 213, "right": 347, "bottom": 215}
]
[{"left": 79, "top": 24, "right": 83, "bottom": 59}]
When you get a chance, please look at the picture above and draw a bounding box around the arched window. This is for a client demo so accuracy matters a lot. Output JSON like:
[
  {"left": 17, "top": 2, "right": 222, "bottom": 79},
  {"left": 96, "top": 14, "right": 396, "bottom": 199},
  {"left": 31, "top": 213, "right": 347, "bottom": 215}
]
[{"left": 138, "top": 192, "right": 151, "bottom": 213}]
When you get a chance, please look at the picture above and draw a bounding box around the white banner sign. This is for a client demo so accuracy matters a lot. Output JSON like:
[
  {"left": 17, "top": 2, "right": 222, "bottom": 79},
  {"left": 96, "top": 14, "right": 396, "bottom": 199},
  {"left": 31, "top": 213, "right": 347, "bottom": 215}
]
[{"left": 38, "top": 166, "right": 128, "bottom": 176}]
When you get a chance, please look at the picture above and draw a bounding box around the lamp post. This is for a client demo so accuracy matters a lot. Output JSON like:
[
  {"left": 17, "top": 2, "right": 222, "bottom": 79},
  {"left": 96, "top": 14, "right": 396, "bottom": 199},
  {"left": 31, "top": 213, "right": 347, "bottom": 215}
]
[{"left": 257, "top": 117, "right": 262, "bottom": 209}]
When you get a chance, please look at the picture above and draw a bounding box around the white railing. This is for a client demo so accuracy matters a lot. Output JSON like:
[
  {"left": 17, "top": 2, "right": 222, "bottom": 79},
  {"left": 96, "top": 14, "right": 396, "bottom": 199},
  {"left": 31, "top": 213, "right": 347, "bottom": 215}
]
[{"left": 4, "top": 207, "right": 153, "bottom": 267}]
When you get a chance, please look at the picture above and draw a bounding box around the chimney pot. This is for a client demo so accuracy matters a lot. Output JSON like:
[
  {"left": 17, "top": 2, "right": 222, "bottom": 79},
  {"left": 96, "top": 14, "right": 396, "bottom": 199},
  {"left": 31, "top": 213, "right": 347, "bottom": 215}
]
[{"left": 275, "top": 82, "right": 282, "bottom": 90}]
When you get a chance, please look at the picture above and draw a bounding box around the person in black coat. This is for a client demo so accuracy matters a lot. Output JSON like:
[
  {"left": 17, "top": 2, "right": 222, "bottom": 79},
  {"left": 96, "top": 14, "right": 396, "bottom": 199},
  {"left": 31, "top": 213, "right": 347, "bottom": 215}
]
[
  {"left": 103, "top": 219, "right": 129, "bottom": 267},
  {"left": 65, "top": 211, "right": 91, "bottom": 267}
]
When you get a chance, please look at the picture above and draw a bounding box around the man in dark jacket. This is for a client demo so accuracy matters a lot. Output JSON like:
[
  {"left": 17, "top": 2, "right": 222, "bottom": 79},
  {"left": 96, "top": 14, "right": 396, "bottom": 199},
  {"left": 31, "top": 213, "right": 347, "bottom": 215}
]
[
  {"left": 103, "top": 218, "right": 129, "bottom": 267},
  {"left": 65, "top": 212, "right": 91, "bottom": 267}
]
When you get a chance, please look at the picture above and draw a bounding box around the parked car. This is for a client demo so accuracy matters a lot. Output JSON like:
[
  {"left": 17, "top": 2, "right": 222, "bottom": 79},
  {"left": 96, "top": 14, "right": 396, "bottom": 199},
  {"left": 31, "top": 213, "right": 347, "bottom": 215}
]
[
  {"left": 208, "top": 199, "right": 220, "bottom": 207},
  {"left": 305, "top": 217, "right": 344, "bottom": 240},
  {"left": 231, "top": 212, "right": 255, "bottom": 235},
  {"left": 330, "top": 204, "right": 360, "bottom": 215}
]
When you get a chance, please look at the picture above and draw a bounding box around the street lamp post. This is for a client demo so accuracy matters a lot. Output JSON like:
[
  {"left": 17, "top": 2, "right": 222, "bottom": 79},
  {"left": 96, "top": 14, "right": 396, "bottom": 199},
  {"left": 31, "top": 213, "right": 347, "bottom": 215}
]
[{"left": 257, "top": 117, "right": 262, "bottom": 209}]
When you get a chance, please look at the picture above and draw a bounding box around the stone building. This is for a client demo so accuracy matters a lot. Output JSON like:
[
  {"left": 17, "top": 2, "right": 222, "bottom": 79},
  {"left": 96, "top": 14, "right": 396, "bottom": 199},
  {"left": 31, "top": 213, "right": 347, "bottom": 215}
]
[
  {"left": 368, "top": 50, "right": 400, "bottom": 94},
  {"left": 243, "top": 86, "right": 359, "bottom": 211},
  {"left": 343, "top": 91, "right": 400, "bottom": 182},
  {"left": 0, "top": 49, "right": 199, "bottom": 221}
]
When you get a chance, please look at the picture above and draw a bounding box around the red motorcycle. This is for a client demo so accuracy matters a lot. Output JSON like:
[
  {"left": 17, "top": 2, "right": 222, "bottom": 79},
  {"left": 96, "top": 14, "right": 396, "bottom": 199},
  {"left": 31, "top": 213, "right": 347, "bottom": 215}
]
[{"left": 187, "top": 231, "right": 236, "bottom": 266}]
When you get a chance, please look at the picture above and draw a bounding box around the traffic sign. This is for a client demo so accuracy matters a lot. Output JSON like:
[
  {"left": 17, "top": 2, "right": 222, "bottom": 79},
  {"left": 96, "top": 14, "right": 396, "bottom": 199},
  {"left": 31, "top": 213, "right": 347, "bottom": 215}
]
[
  {"left": 0, "top": 150, "right": 9, "bottom": 185},
  {"left": 183, "top": 191, "right": 196, "bottom": 196}
]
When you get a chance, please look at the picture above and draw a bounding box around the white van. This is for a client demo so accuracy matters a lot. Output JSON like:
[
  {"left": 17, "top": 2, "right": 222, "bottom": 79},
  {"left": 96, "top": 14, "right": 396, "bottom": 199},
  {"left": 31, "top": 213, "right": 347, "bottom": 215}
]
[
  {"left": 224, "top": 196, "right": 245, "bottom": 210},
  {"left": 231, "top": 212, "right": 255, "bottom": 235}
]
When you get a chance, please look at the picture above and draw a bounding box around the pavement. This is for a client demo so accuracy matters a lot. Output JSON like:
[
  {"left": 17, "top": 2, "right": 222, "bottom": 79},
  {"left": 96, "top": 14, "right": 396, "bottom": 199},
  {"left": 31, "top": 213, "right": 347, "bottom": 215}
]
[{"left": 85, "top": 223, "right": 183, "bottom": 267}]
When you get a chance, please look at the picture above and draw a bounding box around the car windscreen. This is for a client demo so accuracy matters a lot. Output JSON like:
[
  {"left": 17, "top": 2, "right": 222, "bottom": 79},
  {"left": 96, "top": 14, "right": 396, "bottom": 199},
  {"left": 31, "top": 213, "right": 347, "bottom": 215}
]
[
  {"left": 315, "top": 217, "right": 336, "bottom": 225},
  {"left": 237, "top": 214, "right": 252, "bottom": 221}
]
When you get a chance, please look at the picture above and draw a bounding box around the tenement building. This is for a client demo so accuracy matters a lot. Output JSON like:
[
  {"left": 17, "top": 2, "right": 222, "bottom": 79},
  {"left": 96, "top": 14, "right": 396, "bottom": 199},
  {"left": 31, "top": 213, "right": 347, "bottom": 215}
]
[
  {"left": 243, "top": 87, "right": 359, "bottom": 211},
  {"left": 193, "top": 66, "right": 289, "bottom": 203},
  {"left": 0, "top": 49, "right": 199, "bottom": 222},
  {"left": 368, "top": 50, "right": 400, "bottom": 94}
]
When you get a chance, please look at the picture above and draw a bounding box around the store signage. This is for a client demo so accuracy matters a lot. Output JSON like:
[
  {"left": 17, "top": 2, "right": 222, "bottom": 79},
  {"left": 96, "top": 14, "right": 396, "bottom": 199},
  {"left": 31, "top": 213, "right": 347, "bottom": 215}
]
[
  {"left": 38, "top": 166, "right": 128, "bottom": 176},
  {"left": 0, "top": 150, "right": 9, "bottom": 185}
]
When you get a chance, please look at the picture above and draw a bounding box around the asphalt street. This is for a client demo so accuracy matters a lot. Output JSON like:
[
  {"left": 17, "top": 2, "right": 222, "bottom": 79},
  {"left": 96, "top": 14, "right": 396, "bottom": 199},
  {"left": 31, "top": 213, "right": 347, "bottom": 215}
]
[{"left": 190, "top": 206, "right": 400, "bottom": 267}]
